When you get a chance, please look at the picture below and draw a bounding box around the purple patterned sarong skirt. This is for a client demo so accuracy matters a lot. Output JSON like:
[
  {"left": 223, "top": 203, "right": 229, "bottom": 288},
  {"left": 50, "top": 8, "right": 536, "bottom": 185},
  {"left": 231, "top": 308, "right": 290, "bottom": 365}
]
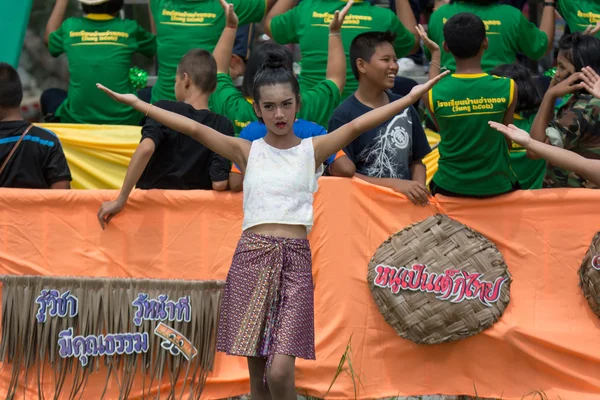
[{"left": 216, "top": 231, "right": 316, "bottom": 369}]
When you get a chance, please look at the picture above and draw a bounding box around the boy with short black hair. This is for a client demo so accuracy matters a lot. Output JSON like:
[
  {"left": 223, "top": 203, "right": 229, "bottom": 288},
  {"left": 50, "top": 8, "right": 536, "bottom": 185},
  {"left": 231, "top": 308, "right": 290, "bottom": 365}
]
[
  {"left": 328, "top": 31, "right": 432, "bottom": 206},
  {"left": 97, "top": 49, "right": 234, "bottom": 227},
  {"left": 421, "top": 12, "right": 519, "bottom": 197},
  {"left": 43, "top": 0, "right": 156, "bottom": 125},
  {"left": 0, "top": 63, "right": 71, "bottom": 189}
]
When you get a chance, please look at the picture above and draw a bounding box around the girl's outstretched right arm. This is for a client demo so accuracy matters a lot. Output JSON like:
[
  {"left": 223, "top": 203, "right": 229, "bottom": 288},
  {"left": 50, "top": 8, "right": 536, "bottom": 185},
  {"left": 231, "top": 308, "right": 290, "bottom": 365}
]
[
  {"left": 489, "top": 121, "right": 600, "bottom": 187},
  {"left": 97, "top": 84, "right": 250, "bottom": 171}
]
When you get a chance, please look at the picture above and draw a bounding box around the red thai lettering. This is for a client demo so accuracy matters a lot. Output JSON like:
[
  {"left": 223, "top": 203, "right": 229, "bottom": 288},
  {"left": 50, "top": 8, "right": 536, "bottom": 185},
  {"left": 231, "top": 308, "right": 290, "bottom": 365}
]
[
  {"left": 374, "top": 265, "right": 396, "bottom": 288},
  {"left": 371, "top": 263, "right": 508, "bottom": 307},
  {"left": 374, "top": 265, "right": 388, "bottom": 287},
  {"left": 482, "top": 276, "right": 508, "bottom": 306},
  {"left": 392, "top": 268, "right": 405, "bottom": 294},
  {"left": 405, "top": 268, "right": 420, "bottom": 290},
  {"left": 437, "top": 273, "right": 454, "bottom": 300}
]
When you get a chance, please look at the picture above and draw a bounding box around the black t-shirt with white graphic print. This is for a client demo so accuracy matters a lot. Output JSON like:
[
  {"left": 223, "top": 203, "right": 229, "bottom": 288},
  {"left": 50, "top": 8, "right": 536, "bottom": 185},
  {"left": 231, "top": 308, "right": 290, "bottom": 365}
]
[
  {"left": 328, "top": 92, "right": 431, "bottom": 179},
  {"left": 0, "top": 121, "right": 71, "bottom": 188}
]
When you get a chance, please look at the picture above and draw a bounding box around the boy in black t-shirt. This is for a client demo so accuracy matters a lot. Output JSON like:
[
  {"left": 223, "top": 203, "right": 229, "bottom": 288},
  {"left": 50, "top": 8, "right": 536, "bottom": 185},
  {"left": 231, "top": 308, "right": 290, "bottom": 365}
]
[
  {"left": 328, "top": 31, "right": 431, "bottom": 206},
  {"left": 97, "top": 49, "right": 234, "bottom": 228},
  {"left": 0, "top": 63, "right": 71, "bottom": 189}
]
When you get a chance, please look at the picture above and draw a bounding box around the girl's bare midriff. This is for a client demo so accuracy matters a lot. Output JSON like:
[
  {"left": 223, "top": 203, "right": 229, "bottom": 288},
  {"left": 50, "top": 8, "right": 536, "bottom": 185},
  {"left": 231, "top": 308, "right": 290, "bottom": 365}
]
[{"left": 247, "top": 223, "right": 308, "bottom": 239}]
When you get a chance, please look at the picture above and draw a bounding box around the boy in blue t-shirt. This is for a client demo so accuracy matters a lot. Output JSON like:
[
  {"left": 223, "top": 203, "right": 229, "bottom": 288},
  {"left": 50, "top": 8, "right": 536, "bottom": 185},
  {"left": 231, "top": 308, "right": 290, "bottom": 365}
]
[{"left": 328, "top": 31, "right": 432, "bottom": 206}]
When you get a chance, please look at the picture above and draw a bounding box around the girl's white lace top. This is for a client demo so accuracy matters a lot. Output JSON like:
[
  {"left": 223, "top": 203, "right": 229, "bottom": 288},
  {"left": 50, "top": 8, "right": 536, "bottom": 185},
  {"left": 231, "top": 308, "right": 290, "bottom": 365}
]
[{"left": 242, "top": 138, "right": 321, "bottom": 232}]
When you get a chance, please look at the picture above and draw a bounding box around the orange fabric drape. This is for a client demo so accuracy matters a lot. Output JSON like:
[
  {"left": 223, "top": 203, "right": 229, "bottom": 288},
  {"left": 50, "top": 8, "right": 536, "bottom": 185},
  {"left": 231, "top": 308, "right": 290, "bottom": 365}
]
[{"left": 0, "top": 179, "right": 600, "bottom": 399}]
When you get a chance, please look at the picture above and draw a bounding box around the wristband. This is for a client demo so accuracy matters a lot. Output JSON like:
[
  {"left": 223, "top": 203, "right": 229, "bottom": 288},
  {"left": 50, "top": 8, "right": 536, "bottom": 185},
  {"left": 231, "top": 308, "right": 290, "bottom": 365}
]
[{"left": 543, "top": 1, "right": 556, "bottom": 7}]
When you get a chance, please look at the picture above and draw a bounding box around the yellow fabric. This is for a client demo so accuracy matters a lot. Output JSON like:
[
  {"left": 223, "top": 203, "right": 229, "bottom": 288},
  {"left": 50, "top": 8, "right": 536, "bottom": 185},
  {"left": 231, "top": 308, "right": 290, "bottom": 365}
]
[
  {"left": 85, "top": 13, "right": 117, "bottom": 21},
  {"left": 424, "top": 128, "right": 440, "bottom": 184},
  {"left": 38, "top": 124, "right": 442, "bottom": 190},
  {"left": 38, "top": 123, "right": 142, "bottom": 190}
]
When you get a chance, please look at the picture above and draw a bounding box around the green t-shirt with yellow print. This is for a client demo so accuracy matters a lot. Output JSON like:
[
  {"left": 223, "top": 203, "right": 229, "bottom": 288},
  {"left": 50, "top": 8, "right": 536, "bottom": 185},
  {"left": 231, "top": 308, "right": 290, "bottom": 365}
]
[
  {"left": 426, "top": 2, "right": 548, "bottom": 73},
  {"left": 150, "top": 0, "right": 267, "bottom": 103},
  {"left": 270, "top": 0, "right": 416, "bottom": 100},
  {"left": 510, "top": 112, "right": 546, "bottom": 190},
  {"left": 557, "top": 0, "right": 600, "bottom": 37},
  {"left": 48, "top": 14, "right": 156, "bottom": 125},
  {"left": 430, "top": 73, "right": 518, "bottom": 196},
  {"left": 209, "top": 73, "right": 341, "bottom": 136}
]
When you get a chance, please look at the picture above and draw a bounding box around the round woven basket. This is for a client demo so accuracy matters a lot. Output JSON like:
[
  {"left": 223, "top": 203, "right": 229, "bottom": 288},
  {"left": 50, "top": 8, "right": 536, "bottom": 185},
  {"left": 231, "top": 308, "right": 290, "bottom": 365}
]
[
  {"left": 579, "top": 231, "right": 600, "bottom": 317},
  {"left": 367, "top": 214, "right": 512, "bottom": 344}
]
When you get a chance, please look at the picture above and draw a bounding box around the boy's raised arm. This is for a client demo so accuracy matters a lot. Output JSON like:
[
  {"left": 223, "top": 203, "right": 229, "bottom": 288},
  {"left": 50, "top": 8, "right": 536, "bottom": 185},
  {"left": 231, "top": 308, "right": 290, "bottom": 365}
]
[
  {"left": 325, "top": 1, "right": 353, "bottom": 94},
  {"left": 45, "top": 0, "right": 69, "bottom": 45},
  {"left": 214, "top": 0, "right": 239, "bottom": 74},
  {"left": 263, "top": 0, "right": 298, "bottom": 38},
  {"left": 395, "top": 0, "right": 419, "bottom": 52},
  {"left": 416, "top": 24, "right": 442, "bottom": 106}
]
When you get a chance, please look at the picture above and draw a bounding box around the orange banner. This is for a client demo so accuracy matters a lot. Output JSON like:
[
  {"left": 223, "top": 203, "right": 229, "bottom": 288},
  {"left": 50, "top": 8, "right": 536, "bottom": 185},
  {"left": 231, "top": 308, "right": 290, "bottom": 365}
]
[{"left": 1, "top": 179, "right": 600, "bottom": 399}]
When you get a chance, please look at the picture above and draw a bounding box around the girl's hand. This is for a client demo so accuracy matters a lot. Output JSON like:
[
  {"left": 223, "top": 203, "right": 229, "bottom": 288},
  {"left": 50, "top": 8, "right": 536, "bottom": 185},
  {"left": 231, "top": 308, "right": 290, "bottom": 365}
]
[
  {"left": 416, "top": 24, "right": 439, "bottom": 53},
  {"left": 488, "top": 121, "right": 531, "bottom": 148},
  {"left": 219, "top": 0, "right": 238, "bottom": 29},
  {"left": 581, "top": 66, "right": 600, "bottom": 99},
  {"left": 329, "top": 0, "right": 353, "bottom": 34},
  {"left": 547, "top": 72, "right": 585, "bottom": 99},
  {"left": 97, "top": 84, "right": 140, "bottom": 107},
  {"left": 583, "top": 22, "right": 600, "bottom": 36},
  {"left": 407, "top": 70, "right": 450, "bottom": 101}
]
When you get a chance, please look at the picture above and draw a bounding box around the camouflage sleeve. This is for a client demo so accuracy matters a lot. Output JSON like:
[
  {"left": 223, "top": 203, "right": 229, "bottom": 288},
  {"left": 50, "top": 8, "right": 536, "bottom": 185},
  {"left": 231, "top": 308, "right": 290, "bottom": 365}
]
[
  {"left": 544, "top": 96, "right": 600, "bottom": 188},
  {"left": 547, "top": 96, "right": 589, "bottom": 151}
]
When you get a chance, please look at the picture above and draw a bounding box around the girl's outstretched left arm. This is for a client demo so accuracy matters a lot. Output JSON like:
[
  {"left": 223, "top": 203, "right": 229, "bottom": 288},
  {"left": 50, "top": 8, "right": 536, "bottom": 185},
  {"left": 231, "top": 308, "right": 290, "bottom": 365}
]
[{"left": 312, "top": 71, "right": 449, "bottom": 166}]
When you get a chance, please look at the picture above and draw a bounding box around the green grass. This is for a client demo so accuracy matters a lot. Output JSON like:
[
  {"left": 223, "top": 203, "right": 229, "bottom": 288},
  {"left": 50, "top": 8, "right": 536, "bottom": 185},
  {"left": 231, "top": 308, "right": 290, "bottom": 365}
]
[{"left": 221, "top": 336, "right": 554, "bottom": 400}]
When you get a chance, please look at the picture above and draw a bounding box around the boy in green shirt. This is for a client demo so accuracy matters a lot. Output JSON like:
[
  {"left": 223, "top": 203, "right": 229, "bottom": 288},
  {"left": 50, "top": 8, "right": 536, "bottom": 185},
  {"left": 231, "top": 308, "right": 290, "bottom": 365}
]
[
  {"left": 419, "top": 14, "right": 519, "bottom": 197},
  {"left": 557, "top": 0, "right": 600, "bottom": 37},
  {"left": 149, "top": 0, "right": 272, "bottom": 103},
  {"left": 264, "top": 0, "right": 419, "bottom": 100},
  {"left": 426, "top": 0, "right": 555, "bottom": 73},
  {"left": 210, "top": 0, "right": 348, "bottom": 136},
  {"left": 491, "top": 63, "right": 546, "bottom": 190},
  {"left": 43, "top": 0, "right": 156, "bottom": 125}
]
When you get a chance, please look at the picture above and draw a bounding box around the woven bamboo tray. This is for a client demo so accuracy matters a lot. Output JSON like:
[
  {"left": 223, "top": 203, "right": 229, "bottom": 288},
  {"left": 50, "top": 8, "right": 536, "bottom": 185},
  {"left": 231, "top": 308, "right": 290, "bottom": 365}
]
[
  {"left": 367, "top": 214, "right": 512, "bottom": 344},
  {"left": 579, "top": 232, "right": 600, "bottom": 317}
]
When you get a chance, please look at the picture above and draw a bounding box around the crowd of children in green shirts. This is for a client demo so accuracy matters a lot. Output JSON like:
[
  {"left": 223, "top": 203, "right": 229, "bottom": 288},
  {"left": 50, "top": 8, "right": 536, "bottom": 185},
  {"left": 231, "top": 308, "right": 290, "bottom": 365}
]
[{"left": 36, "top": 0, "right": 600, "bottom": 197}]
